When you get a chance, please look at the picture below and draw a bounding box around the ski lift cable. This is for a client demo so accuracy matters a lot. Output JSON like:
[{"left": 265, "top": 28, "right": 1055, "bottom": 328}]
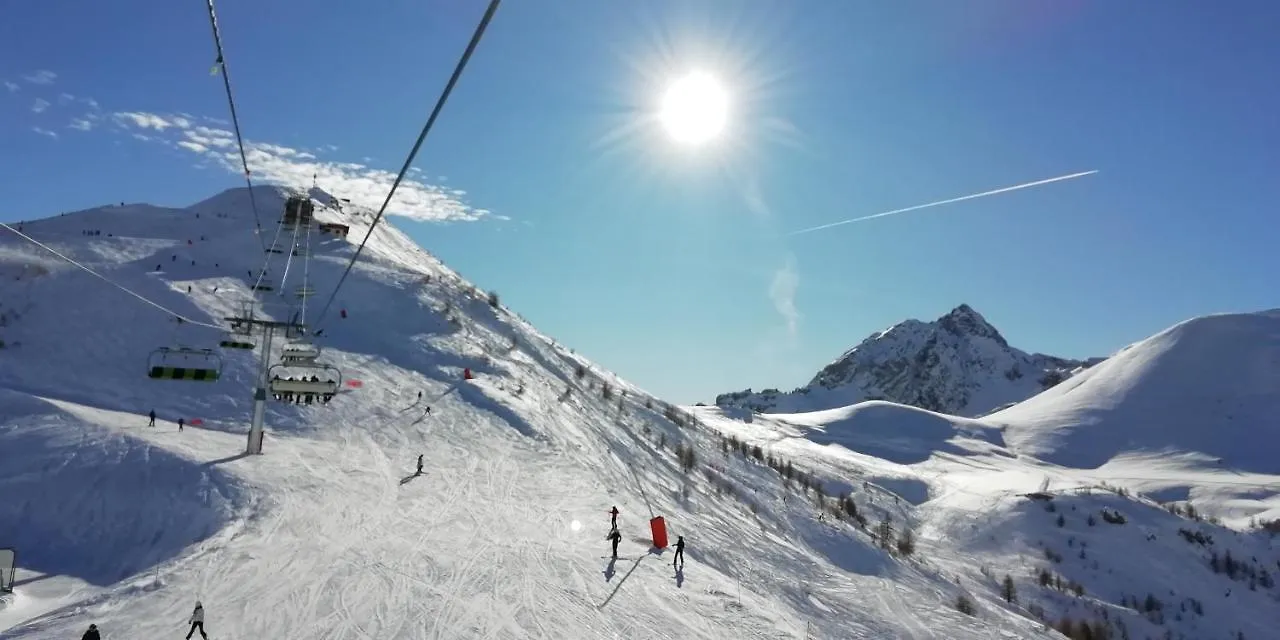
[
  {"left": 275, "top": 209, "right": 304, "bottom": 297},
  {"left": 312, "top": 0, "right": 502, "bottom": 333},
  {"left": 299, "top": 206, "right": 315, "bottom": 321},
  {"left": 249, "top": 209, "right": 290, "bottom": 294},
  {"left": 203, "top": 0, "right": 266, "bottom": 254},
  {"left": 0, "top": 222, "right": 223, "bottom": 331}
]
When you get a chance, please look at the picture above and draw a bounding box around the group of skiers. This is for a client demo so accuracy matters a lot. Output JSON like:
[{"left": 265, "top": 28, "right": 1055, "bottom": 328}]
[
  {"left": 146, "top": 409, "right": 185, "bottom": 431},
  {"left": 79, "top": 601, "right": 206, "bottom": 639},
  {"left": 606, "top": 506, "right": 685, "bottom": 569}
]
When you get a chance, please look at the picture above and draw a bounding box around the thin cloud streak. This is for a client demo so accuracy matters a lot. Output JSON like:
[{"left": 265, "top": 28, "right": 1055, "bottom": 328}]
[{"left": 787, "top": 170, "right": 1099, "bottom": 236}]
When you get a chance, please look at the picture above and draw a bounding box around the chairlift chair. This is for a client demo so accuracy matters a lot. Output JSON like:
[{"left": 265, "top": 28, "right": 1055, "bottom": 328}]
[
  {"left": 294, "top": 286, "right": 316, "bottom": 299},
  {"left": 265, "top": 247, "right": 284, "bottom": 254},
  {"left": 220, "top": 338, "right": 255, "bottom": 350},
  {"left": 252, "top": 282, "right": 275, "bottom": 292},
  {"left": 147, "top": 347, "right": 221, "bottom": 381},
  {"left": 280, "top": 341, "right": 321, "bottom": 364},
  {"left": 268, "top": 360, "right": 341, "bottom": 404}
]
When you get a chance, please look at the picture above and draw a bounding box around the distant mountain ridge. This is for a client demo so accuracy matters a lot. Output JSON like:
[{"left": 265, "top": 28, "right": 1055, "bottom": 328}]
[{"left": 716, "top": 304, "right": 1102, "bottom": 417}]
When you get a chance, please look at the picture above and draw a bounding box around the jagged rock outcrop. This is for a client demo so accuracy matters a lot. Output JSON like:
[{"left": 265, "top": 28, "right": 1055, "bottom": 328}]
[{"left": 716, "top": 304, "right": 1102, "bottom": 417}]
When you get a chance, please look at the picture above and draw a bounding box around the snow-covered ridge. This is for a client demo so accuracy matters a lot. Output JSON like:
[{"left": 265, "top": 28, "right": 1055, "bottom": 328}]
[{"left": 716, "top": 303, "right": 1101, "bottom": 417}]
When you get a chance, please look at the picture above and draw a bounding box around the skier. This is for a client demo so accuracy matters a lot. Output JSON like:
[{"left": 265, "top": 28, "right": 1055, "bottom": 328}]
[
  {"left": 148, "top": 410, "right": 156, "bottom": 427},
  {"left": 81, "top": 623, "right": 100, "bottom": 640},
  {"left": 673, "top": 535, "right": 685, "bottom": 568},
  {"left": 178, "top": 417, "right": 185, "bottom": 432},
  {"left": 417, "top": 391, "right": 423, "bottom": 402},
  {"left": 609, "top": 506, "right": 619, "bottom": 528},
  {"left": 606, "top": 527, "right": 622, "bottom": 559},
  {"left": 185, "top": 601, "right": 208, "bottom": 639},
  {"left": 416, "top": 454, "right": 424, "bottom": 475}
]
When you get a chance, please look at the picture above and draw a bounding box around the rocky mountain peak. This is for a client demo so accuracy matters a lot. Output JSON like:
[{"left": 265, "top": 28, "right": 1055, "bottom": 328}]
[{"left": 715, "top": 305, "right": 1098, "bottom": 417}]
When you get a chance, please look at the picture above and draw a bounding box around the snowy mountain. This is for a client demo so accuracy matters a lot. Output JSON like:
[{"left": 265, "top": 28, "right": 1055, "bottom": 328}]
[
  {"left": 1, "top": 187, "right": 1276, "bottom": 640},
  {"left": 715, "top": 304, "right": 1101, "bottom": 417}
]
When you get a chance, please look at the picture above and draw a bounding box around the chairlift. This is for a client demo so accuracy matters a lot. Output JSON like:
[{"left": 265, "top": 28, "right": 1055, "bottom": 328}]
[
  {"left": 291, "top": 245, "right": 311, "bottom": 257},
  {"left": 252, "top": 282, "right": 275, "bottom": 292},
  {"left": 220, "top": 338, "right": 255, "bottom": 350},
  {"left": 265, "top": 247, "right": 284, "bottom": 254},
  {"left": 280, "top": 341, "right": 321, "bottom": 364},
  {"left": 147, "top": 347, "right": 221, "bottom": 381},
  {"left": 268, "top": 360, "right": 341, "bottom": 404},
  {"left": 294, "top": 286, "right": 316, "bottom": 299}
]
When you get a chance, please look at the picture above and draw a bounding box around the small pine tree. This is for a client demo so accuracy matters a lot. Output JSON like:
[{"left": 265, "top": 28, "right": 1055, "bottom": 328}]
[
  {"left": 1001, "top": 574, "right": 1017, "bottom": 603},
  {"left": 955, "top": 594, "right": 976, "bottom": 615},
  {"left": 575, "top": 364, "right": 587, "bottom": 379},
  {"left": 896, "top": 528, "right": 916, "bottom": 556},
  {"left": 1057, "top": 514, "right": 1066, "bottom": 528},
  {"left": 488, "top": 291, "right": 500, "bottom": 307}
]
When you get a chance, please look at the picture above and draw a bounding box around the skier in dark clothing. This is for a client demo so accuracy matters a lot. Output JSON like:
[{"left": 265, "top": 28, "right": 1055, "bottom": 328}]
[
  {"left": 609, "top": 506, "right": 619, "bottom": 528},
  {"left": 148, "top": 410, "right": 156, "bottom": 427},
  {"left": 178, "top": 417, "right": 185, "bottom": 432},
  {"left": 673, "top": 535, "right": 685, "bottom": 568},
  {"left": 607, "top": 527, "right": 622, "bottom": 559},
  {"left": 81, "top": 623, "right": 101, "bottom": 640},
  {"left": 186, "top": 601, "right": 208, "bottom": 639},
  {"left": 417, "top": 391, "right": 423, "bottom": 401},
  {"left": 416, "top": 454, "right": 424, "bottom": 475}
]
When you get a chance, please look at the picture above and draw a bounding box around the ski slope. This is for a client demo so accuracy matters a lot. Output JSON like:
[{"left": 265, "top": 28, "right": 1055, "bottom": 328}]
[{"left": 0, "top": 187, "right": 1064, "bottom": 639}]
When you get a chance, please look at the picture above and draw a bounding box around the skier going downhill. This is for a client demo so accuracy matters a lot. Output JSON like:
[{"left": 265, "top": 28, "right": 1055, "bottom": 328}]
[
  {"left": 186, "top": 601, "right": 208, "bottom": 639},
  {"left": 673, "top": 535, "right": 685, "bottom": 568},
  {"left": 416, "top": 454, "right": 424, "bottom": 475},
  {"left": 606, "top": 527, "right": 622, "bottom": 559},
  {"left": 609, "top": 506, "right": 619, "bottom": 528},
  {"left": 81, "top": 623, "right": 101, "bottom": 640},
  {"left": 178, "top": 417, "right": 185, "bottom": 432},
  {"left": 148, "top": 410, "right": 155, "bottom": 427}
]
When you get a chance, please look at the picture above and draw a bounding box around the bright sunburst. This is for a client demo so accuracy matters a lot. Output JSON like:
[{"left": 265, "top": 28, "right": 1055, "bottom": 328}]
[{"left": 658, "top": 71, "right": 729, "bottom": 145}]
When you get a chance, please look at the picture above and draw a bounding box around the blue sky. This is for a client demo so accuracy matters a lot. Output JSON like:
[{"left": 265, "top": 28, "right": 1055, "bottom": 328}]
[{"left": 3, "top": 1, "right": 1279, "bottom": 403}]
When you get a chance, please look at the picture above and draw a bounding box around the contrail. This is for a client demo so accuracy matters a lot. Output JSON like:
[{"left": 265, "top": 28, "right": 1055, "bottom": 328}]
[{"left": 786, "top": 169, "right": 1098, "bottom": 236}]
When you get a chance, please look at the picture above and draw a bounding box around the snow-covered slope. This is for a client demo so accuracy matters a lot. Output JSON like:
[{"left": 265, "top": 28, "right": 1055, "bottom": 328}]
[
  {"left": 990, "top": 309, "right": 1280, "bottom": 474},
  {"left": 716, "top": 304, "right": 1098, "bottom": 417},
  {"left": 0, "top": 187, "right": 1062, "bottom": 639}
]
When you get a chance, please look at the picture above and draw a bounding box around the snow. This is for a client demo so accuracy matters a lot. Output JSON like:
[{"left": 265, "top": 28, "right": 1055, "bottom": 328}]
[
  {"left": 1, "top": 186, "right": 1276, "bottom": 640},
  {"left": 715, "top": 304, "right": 1093, "bottom": 418}
]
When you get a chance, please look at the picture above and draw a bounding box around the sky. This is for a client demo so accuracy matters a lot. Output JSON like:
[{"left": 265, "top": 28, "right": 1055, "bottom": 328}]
[{"left": 3, "top": 0, "right": 1279, "bottom": 404}]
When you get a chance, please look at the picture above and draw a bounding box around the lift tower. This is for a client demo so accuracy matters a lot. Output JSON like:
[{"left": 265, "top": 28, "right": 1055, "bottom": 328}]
[{"left": 224, "top": 303, "right": 307, "bottom": 455}]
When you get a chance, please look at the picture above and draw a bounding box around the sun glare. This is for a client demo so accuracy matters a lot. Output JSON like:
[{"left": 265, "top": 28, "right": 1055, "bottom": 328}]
[{"left": 658, "top": 71, "right": 729, "bottom": 145}]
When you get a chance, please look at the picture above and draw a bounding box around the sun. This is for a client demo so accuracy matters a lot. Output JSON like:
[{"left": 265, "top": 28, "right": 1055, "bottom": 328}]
[{"left": 658, "top": 71, "right": 729, "bottom": 145}]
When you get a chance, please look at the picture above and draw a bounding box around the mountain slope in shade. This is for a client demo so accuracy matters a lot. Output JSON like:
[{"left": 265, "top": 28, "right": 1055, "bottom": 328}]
[{"left": 716, "top": 304, "right": 1099, "bottom": 417}]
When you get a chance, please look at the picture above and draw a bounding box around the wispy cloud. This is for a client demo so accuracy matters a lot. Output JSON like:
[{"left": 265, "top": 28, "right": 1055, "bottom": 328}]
[
  {"left": 22, "top": 70, "right": 56, "bottom": 85},
  {"left": 31, "top": 126, "right": 58, "bottom": 140},
  {"left": 57, "top": 93, "right": 76, "bottom": 105},
  {"left": 769, "top": 255, "right": 801, "bottom": 337},
  {"left": 69, "top": 118, "right": 95, "bottom": 131},
  {"left": 31, "top": 98, "right": 50, "bottom": 113},
  {"left": 3, "top": 81, "right": 18, "bottom": 93},
  {"left": 743, "top": 175, "right": 771, "bottom": 220},
  {"left": 111, "top": 111, "right": 494, "bottom": 222},
  {"left": 114, "top": 111, "right": 180, "bottom": 131}
]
